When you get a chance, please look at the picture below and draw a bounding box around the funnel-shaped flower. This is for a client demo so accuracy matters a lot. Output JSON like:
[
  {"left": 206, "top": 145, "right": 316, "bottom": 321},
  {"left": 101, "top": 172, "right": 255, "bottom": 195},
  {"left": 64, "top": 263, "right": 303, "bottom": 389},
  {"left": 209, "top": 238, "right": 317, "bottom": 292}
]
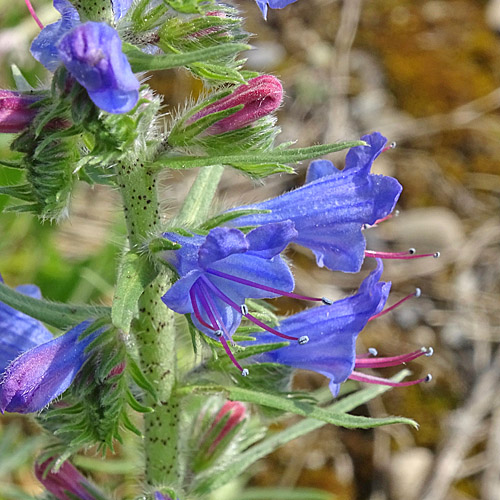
[
  {"left": 226, "top": 133, "right": 402, "bottom": 273},
  {"left": 30, "top": 2, "right": 139, "bottom": 113},
  {"left": 252, "top": 260, "right": 391, "bottom": 396},
  {"left": 35, "top": 457, "right": 107, "bottom": 500},
  {"left": 0, "top": 278, "right": 96, "bottom": 413},
  {"left": 255, "top": 0, "right": 298, "bottom": 20},
  {"left": 0, "top": 90, "right": 41, "bottom": 133}
]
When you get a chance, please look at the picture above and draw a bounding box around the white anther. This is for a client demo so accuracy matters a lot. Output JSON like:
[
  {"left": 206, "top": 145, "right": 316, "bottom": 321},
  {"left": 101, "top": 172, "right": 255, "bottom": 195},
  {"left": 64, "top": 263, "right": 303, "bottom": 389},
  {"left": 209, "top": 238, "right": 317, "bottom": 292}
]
[
  {"left": 408, "top": 248, "right": 416, "bottom": 255},
  {"left": 415, "top": 288, "right": 421, "bottom": 298},
  {"left": 390, "top": 141, "right": 397, "bottom": 149},
  {"left": 298, "top": 335, "right": 309, "bottom": 345},
  {"left": 214, "top": 330, "right": 223, "bottom": 337},
  {"left": 433, "top": 252, "right": 440, "bottom": 258},
  {"left": 368, "top": 347, "right": 378, "bottom": 356},
  {"left": 240, "top": 304, "right": 249, "bottom": 315},
  {"left": 322, "top": 297, "right": 333, "bottom": 305},
  {"left": 425, "top": 347, "right": 434, "bottom": 357},
  {"left": 241, "top": 369, "right": 249, "bottom": 377},
  {"left": 394, "top": 209, "right": 400, "bottom": 217},
  {"left": 424, "top": 374, "right": 432, "bottom": 383}
]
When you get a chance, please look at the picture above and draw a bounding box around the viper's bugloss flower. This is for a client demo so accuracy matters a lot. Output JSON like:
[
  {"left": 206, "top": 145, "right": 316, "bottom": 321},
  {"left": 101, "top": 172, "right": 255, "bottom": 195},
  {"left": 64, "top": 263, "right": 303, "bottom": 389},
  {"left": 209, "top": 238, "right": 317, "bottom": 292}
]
[
  {"left": 253, "top": 261, "right": 433, "bottom": 395},
  {"left": 226, "top": 132, "right": 402, "bottom": 273},
  {"left": 35, "top": 458, "right": 106, "bottom": 500},
  {"left": 0, "top": 90, "right": 41, "bottom": 133},
  {"left": 30, "top": 2, "right": 139, "bottom": 113},
  {"left": 0, "top": 278, "right": 96, "bottom": 413},
  {"left": 162, "top": 223, "right": 320, "bottom": 374},
  {"left": 112, "top": 0, "right": 133, "bottom": 20},
  {"left": 186, "top": 75, "right": 283, "bottom": 135},
  {"left": 57, "top": 22, "right": 140, "bottom": 113},
  {"left": 255, "top": 0, "right": 298, "bottom": 20}
]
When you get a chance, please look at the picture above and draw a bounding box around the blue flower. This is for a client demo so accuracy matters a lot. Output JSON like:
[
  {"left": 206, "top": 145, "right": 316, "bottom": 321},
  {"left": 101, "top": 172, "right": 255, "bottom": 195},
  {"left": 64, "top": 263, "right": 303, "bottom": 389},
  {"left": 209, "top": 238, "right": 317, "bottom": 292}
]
[
  {"left": 251, "top": 260, "right": 391, "bottom": 396},
  {"left": 226, "top": 133, "right": 402, "bottom": 273},
  {"left": 112, "top": 0, "right": 133, "bottom": 20},
  {"left": 0, "top": 279, "right": 96, "bottom": 414},
  {"left": 161, "top": 223, "right": 314, "bottom": 374},
  {"left": 30, "top": 2, "right": 139, "bottom": 113},
  {"left": 255, "top": 0, "right": 298, "bottom": 20},
  {"left": 57, "top": 22, "right": 140, "bottom": 114}
]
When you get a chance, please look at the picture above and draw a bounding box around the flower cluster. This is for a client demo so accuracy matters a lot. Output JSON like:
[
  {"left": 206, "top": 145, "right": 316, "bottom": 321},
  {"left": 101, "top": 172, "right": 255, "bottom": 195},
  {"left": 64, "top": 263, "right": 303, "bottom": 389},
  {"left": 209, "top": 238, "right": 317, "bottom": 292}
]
[{"left": 161, "top": 133, "right": 433, "bottom": 394}]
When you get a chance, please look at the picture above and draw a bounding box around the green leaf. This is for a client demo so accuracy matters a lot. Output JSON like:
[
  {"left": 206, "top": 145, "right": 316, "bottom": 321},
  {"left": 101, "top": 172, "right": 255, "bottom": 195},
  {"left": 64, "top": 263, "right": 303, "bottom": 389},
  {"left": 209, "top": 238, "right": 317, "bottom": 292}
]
[
  {"left": 198, "top": 208, "right": 271, "bottom": 231},
  {"left": 177, "top": 383, "right": 417, "bottom": 429},
  {"left": 112, "top": 252, "right": 158, "bottom": 333},
  {"left": 124, "top": 42, "right": 251, "bottom": 72},
  {"left": 126, "top": 353, "right": 158, "bottom": 400},
  {"left": 0, "top": 281, "right": 110, "bottom": 330},
  {"left": 155, "top": 141, "right": 365, "bottom": 171},
  {"left": 239, "top": 487, "right": 333, "bottom": 500},
  {"left": 192, "top": 371, "right": 414, "bottom": 494}
]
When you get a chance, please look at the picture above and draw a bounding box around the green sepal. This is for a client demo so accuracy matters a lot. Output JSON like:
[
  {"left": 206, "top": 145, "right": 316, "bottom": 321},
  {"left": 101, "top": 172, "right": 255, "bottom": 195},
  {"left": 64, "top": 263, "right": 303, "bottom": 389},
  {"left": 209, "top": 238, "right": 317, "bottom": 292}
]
[
  {"left": 130, "top": 0, "right": 167, "bottom": 32},
  {"left": 112, "top": 252, "right": 158, "bottom": 334},
  {"left": 126, "top": 389, "right": 153, "bottom": 413},
  {"left": 148, "top": 237, "right": 183, "bottom": 253},
  {"left": 155, "top": 140, "right": 366, "bottom": 177},
  {"left": 162, "top": 0, "right": 205, "bottom": 13},
  {"left": 0, "top": 280, "right": 110, "bottom": 330},
  {"left": 126, "top": 353, "right": 158, "bottom": 401},
  {"left": 123, "top": 42, "right": 251, "bottom": 73},
  {"left": 198, "top": 209, "right": 270, "bottom": 230},
  {"left": 0, "top": 159, "right": 23, "bottom": 169},
  {"left": 0, "top": 184, "right": 36, "bottom": 202}
]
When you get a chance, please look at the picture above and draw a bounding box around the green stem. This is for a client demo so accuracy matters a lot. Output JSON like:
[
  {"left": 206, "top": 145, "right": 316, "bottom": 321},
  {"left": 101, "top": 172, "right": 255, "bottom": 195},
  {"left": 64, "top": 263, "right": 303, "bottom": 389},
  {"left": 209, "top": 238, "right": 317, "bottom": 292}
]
[
  {"left": 177, "top": 164, "right": 224, "bottom": 226},
  {"left": 116, "top": 158, "right": 179, "bottom": 487}
]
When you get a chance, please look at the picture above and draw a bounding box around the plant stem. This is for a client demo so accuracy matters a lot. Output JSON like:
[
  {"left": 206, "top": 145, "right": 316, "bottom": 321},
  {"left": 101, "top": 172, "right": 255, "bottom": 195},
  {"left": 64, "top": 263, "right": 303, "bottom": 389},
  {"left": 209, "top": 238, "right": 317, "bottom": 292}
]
[
  {"left": 116, "top": 158, "right": 179, "bottom": 487},
  {"left": 177, "top": 164, "right": 224, "bottom": 226}
]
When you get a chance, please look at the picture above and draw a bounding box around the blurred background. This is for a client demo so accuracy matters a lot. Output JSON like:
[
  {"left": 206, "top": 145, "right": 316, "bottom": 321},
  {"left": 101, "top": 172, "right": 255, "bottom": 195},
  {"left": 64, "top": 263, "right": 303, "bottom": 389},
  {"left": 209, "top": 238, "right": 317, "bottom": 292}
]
[{"left": 1, "top": 0, "right": 500, "bottom": 499}]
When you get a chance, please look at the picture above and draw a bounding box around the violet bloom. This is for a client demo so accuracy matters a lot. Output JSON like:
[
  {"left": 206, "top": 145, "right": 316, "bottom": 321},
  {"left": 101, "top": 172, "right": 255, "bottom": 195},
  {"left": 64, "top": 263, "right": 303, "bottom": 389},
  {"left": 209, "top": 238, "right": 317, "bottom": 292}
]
[
  {"left": 252, "top": 261, "right": 432, "bottom": 396},
  {"left": 0, "top": 90, "right": 41, "bottom": 133},
  {"left": 35, "top": 458, "right": 106, "bottom": 500},
  {"left": 226, "top": 133, "right": 402, "bottom": 273},
  {"left": 255, "top": 0, "right": 298, "bottom": 20},
  {"left": 187, "top": 75, "right": 283, "bottom": 135},
  {"left": 30, "top": 1, "right": 139, "bottom": 113},
  {"left": 0, "top": 279, "right": 95, "bottom": 414},
  {"left": 162, "top": 223, "right": 324, "bottom": 374}
]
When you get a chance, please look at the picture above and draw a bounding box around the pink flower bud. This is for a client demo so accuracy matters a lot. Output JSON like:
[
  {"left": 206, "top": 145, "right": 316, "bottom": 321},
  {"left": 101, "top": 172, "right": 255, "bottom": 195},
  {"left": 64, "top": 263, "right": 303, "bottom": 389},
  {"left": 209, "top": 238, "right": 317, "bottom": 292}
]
[
  {"left": 207, "top": 401, "right": 246, "bottom": 454},
  {"left": 0, "top": 90, "right": 40, "bottom": 133},
  {"left": 35, "top": 458, "right": 105, "bottom": 500},
  {"left": 189, "top": 75, "right": 283, "bottom": 134}
]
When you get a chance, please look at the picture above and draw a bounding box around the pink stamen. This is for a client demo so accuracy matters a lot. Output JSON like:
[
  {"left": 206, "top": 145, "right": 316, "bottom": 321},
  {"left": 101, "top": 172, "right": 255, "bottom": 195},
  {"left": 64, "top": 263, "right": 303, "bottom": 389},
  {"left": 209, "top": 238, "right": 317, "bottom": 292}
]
[
  {"left": 24, "top": 0, "right": 44, "bottom": 29},
  {"left": 190, "top": 285, "right": 216, "bottom": 331},
  {"left": 382, "top": 141, "right": 396, "bottom": 153},
  {"left": 363, "top": 211, "right": 399, "bottom": 229},
  {"left": 355, "top": 347, "right": 433, "bottom": 368},
  {"left": 200, "top": 275, "right": 302, "bottom": 342},
  {"left": 365, "top": 249, "right": 440, "bottom": 260},
  {"left": 205, "top": 268, "right": 331, "bottom": 304},
  {"left": 368, "top": 288, "right": 421, "bottom": 321},
  {"left": 349, "top": 370, "right": 432, "bottom": 387}
]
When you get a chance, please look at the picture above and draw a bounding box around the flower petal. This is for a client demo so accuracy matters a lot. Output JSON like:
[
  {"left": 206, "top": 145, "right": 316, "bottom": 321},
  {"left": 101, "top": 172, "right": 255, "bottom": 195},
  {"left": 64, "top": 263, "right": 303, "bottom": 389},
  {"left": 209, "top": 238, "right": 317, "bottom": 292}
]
[{"left": 198, "top": 227, "right": 248, "bottom": 269}]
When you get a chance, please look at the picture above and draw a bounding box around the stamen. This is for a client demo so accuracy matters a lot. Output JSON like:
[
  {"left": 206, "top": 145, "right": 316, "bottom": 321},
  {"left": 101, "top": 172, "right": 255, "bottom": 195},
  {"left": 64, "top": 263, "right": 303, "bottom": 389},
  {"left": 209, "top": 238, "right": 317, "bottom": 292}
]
[
  {"left": 240, "top": 304, "right": 249, "bottom": 315},
  {"left": 298, "top": 335, "right": 309, "bottom": 345},
  {"left": 365, "top": 249, "right": 440, "bottom": 260},
  {"left": 368, "top": 288, "right": 421, "bottom": 322},
  {"left": 349, "top": 370, "right": 432, "bottom": 387},
  {"left": 190, "top": 285, "right": 216, "bottom": 331},
  {"left": 382, "top": 141, "right": 397, "bottom": 153},
  {"left": 24, "top": 0, "right": 44, "bottom": 29},
  {"left": 357, "top": 347, "right": 378, "bottom": 358},
  {"left": 205, "top": 268, "right": 329, "bottom": 304},
  {"left": 200, "top": 275, "right": 304, "bottom": 342},
  {"left": 368, "top": 347, "right": 378, "bottom": 356},
  {"left": 355, "top": 347, "right": 433, "bottom": 368}
]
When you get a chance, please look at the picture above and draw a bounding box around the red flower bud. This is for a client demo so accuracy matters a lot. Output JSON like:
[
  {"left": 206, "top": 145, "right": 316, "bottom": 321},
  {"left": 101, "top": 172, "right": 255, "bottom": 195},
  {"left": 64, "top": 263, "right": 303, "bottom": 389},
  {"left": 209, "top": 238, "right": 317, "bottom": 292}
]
[{"left": 0, "top": 90, "right": 40, "bottom": 133}]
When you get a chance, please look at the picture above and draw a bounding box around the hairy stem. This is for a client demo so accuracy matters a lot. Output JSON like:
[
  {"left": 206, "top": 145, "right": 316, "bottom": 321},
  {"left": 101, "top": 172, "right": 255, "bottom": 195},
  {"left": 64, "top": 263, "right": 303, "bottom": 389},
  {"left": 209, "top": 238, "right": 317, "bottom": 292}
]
[{"left": 116, "top": 158, "right": 179, "bottom": 487}]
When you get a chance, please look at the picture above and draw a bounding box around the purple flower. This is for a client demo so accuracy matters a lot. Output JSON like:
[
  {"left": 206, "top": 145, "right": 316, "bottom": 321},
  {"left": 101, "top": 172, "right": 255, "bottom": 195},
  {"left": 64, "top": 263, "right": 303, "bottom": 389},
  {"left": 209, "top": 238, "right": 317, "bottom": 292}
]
[
  {"left": 162, "top": 223, "right": 310, "bottom": 374},
  {"left": 186, "top": 75, "right": 283, "bottom": 135},
  {"left": 35, "top": 457, "right": 106, "bottom": 500},
  {"left": 0, "top": 278, "right": 96, "bottom": 413},
  {"left": 0, "top": 90, "right": 41, "bottom": 133},
  {"left": 112, "top": 0, "right": 133, "bottom": 20},
  {"left": 30, "top": 2, "right": 139, "bottom": 114},
  {"left": 226, "top": 133, "right": 402, "bottom": 273},
  {"left": 252, "top": 261, "right": 433, "bottom": 395},
  {"left": 57, "top": 22, "right": 139, "bottom": 114},
  {"left": 255, "top": 0, "right": 298, "bottom": 20}
]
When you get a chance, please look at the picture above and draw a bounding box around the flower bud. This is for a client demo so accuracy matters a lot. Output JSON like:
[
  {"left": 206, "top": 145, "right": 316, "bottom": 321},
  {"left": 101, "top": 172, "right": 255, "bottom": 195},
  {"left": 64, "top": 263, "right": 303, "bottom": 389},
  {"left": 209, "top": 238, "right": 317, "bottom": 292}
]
[
  {"left": 189, "top": 75, "right": 283, "bottom": 135},
  {"left": 0, "top": 90, "right": 40, "bottom": 133},
  {"left": 191, "top": 400, "right": 247, "bottom": 472},
  {"left": 35, "top": 458, "right": 107, "bottom": 500}
]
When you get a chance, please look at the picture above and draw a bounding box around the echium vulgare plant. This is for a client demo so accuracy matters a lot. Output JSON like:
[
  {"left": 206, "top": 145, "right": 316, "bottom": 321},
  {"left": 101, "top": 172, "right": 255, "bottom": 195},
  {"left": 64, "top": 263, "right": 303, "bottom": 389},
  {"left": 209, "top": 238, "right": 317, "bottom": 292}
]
[{"left": 0, "top": 0, "right": 439, "bottom": 498}]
